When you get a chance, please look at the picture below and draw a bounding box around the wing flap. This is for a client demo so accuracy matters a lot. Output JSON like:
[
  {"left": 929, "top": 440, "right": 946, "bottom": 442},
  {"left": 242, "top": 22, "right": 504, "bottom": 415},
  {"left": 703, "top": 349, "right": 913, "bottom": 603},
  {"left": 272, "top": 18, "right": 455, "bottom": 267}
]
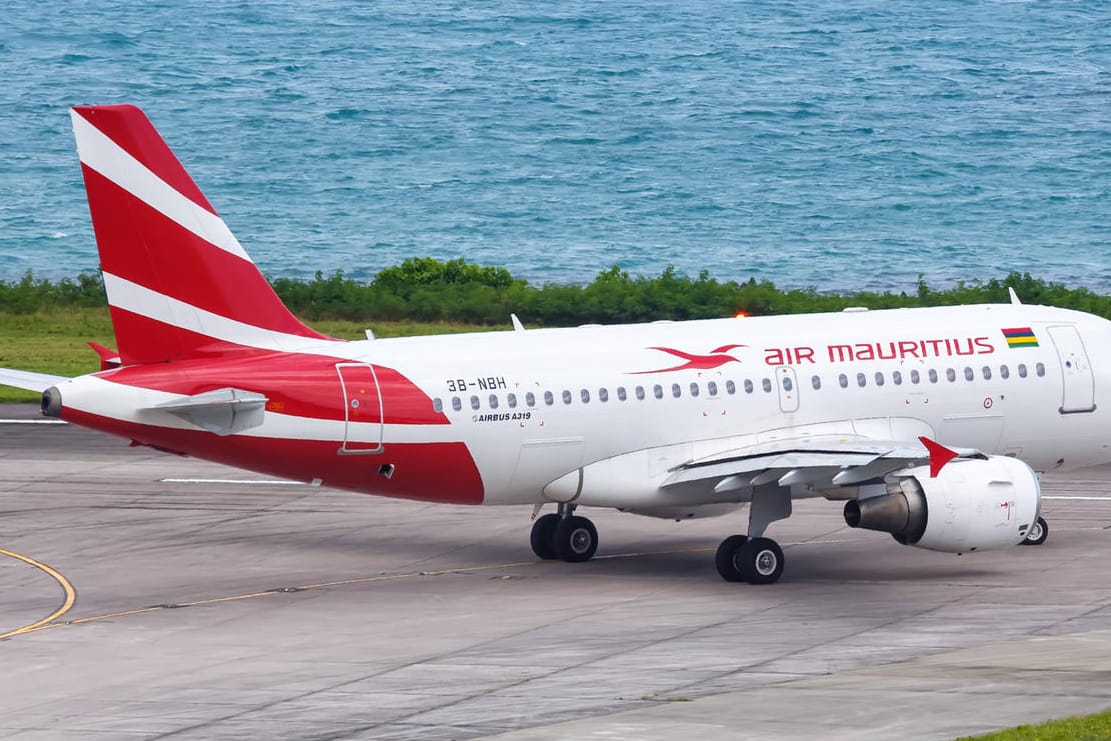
[{"left": 661, "top": 435, "right": 985, "bottom": 494}]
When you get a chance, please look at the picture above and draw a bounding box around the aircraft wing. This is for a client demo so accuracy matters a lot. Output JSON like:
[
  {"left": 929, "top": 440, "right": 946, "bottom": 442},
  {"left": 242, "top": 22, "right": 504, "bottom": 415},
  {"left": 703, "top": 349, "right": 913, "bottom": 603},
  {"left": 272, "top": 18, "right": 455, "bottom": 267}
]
[
  {"left": 660, "top": 434, "right": 985, "bottom": 497},
  {"left": 0, "top": 368, "right": 69, "bottom": 393}
]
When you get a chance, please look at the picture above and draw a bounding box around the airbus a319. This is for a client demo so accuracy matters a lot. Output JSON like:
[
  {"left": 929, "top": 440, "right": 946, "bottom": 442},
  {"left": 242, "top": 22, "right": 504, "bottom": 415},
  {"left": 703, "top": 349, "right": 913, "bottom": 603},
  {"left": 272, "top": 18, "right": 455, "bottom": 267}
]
[{"left": 3, "top": 106, "right": 1108, "bottom": 584}]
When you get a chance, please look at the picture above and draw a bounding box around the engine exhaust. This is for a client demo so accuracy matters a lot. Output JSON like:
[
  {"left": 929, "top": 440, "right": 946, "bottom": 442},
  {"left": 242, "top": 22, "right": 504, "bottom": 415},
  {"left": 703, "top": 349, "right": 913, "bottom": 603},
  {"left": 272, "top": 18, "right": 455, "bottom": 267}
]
[{"left": 844, "top": 480, "right": 928, "bottom": 545}]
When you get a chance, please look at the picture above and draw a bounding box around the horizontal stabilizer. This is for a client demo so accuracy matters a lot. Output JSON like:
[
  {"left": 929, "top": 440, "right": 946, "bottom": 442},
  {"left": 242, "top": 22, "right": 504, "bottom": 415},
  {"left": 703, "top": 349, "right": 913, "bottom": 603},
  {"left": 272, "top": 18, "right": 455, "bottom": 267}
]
[
  {"left": 150, "top": 387, "right": 268, "bottom": 436},
  {"left": 0, "top": 368, "right": 70, "bottom": 393}
]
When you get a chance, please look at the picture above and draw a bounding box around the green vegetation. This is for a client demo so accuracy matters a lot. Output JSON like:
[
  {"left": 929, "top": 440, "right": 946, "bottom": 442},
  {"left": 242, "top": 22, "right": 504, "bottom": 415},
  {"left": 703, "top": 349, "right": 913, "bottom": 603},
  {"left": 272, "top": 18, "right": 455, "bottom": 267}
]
[
  {"left": 956, "top": 707, "right": 1111, "bottom": 740},
  {"left": 1, "top": 258, "right": 1109, "bottom": 403}
]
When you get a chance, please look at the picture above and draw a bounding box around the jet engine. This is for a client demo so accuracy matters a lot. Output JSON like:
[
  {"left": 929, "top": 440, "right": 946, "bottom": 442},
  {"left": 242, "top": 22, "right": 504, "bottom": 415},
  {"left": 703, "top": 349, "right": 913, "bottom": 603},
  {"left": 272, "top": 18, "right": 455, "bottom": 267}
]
[{"left": 843, "top": 456, "right": 1040, "bottom": 553}]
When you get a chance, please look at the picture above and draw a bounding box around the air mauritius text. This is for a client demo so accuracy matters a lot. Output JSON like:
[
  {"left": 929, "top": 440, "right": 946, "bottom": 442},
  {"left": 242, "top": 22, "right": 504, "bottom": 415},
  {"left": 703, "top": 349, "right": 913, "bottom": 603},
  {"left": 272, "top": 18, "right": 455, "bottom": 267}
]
[{"left": 765, "top": 337, "right": 994, "bottom": 366}]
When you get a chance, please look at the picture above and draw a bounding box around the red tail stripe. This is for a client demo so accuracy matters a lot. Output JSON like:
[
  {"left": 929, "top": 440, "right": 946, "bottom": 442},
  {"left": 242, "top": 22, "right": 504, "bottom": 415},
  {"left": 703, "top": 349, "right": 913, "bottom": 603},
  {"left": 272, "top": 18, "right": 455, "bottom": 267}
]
[
  {"left": 109, "top": 307, "right": 262, "bottom": 365},
  {"left": 83, "top": 166, "right": 329, "bottom": 341},
  {"left": 73, "top": 105, "right": 217, "bottom": 216}
]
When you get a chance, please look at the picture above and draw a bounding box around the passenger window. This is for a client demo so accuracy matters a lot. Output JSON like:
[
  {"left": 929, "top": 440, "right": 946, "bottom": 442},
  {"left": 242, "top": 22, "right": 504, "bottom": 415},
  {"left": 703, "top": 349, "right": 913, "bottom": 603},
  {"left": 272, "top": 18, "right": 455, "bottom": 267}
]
[
  {"left": 874, "top": 372, "right": 885, "bottom": 387},
  {"left": 762, "top": 378, "right": 773, "bottom": 393},
  {"left": 946, "top": 368, "right": 956, "bottom": 382},
  {"left": 470, "top": 395, "right": 481, "bottom": 410},
  {"left": 672, "top": 383, "right": 682, "bottom": 398},
  {"left": 963, "top": 367, "right": 974, "bottom": 382},
  {"left": 1018, "top": 364, "right": 1028, "bottom": 378},
  {"left": 857, "top": 372, "right": 867, "bottom": 388},
  {"left": 690, "top": 383, "right": 700, "bottom": 397},
  {"left": 489, "top": 394, "right": 499, "bottom": 409},
  {"left": 507, "top": 393, "right": 517, "bottom": 408},
  {"left": 744, "top": 379, "right": 754, "bottom": 394},
  {"left": 982, "top": 366, "right": 992, "bottom": 380},
  {"left": 910, "top": 369, "right": 920, "bottom": 384},
  {"left": 892, "top": 371, "right": 902, "bottom": 386},
  {"left": 838, "top": 373, "right": 848, "bottom": 389},
  {"left": 433, "top": 397, "right": 443, "bottom": 413},
  {"left": 636, "top": 385, "right": 646, "bottom": 400},
  {"left": 1036, "top": 362, "right": 1046, "bottom": 377},
  {"left": 1000, "top": 365, "right": 1009, "bottom": 380},
  {"left": 451, "top": 396, "right": 462, "bottom": 412},
  {"left": 617, "top": 386, "right": 627, "bottom": 401},
  {"left": 782, "top": 376, "right": 793, "bottom": 392},
  {"left": 526, "top": 392, "right": 536, "bottom": 407},
  {"left": 544, "top": 391, "right": 554, "bottom": 405},
  {"left": 562, "top": 390, "right": 572, "bottom": 405},
  {"left": 599, "top": 388, "right": 609, "bottom": 402},
  {"left": 580, "top": 389, "right": 590, "bottom": 403},
  {"left": 653, "top": 385, "right": 664, "bottom": 400},
  {"left": 707, "top": 381, "right": 718, "bottom": 396},
  {"left": 929, "top": 369, "right": 938, "bottom": 383},
  {"left": 726, "top": 380, "right": 736, "bottom": 395},
  {"left": 812, "top": 375, "right": 821, "bottom": 390}
]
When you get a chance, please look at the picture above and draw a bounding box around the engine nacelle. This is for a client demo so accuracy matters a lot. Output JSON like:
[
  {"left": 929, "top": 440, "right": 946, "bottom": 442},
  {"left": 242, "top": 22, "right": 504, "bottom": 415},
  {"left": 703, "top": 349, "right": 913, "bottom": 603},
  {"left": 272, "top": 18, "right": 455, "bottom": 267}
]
[{"left": 843, "top": 456, "right": 1041, "bottom": 553}]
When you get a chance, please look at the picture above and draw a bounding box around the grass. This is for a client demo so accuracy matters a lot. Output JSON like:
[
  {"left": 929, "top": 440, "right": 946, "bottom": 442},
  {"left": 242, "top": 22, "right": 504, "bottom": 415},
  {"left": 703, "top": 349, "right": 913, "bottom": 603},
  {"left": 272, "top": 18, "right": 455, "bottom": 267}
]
[
  {"left": 955, "top": 708, "right": 1111, "bottom": 740},
  {"left": 0, "top": 308, "right": 499, "bottom": 403}
]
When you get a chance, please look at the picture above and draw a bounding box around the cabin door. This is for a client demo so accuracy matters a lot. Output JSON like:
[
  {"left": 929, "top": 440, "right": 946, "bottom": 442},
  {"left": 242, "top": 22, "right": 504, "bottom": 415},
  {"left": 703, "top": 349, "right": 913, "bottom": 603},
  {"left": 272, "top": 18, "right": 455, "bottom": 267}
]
[
  {"left": 336, "top": 363, "right": 384, "bottom": 453},
  {"left": 1047, "top": 326, "right": 1096, "bottom": 414}
]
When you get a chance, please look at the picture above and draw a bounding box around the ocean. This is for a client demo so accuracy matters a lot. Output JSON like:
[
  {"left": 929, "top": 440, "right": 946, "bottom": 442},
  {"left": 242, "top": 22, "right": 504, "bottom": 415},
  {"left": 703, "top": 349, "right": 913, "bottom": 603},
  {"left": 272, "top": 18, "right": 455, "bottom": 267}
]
[{"left": 2, "top": 0, "right": 1109, "bottom": 292}]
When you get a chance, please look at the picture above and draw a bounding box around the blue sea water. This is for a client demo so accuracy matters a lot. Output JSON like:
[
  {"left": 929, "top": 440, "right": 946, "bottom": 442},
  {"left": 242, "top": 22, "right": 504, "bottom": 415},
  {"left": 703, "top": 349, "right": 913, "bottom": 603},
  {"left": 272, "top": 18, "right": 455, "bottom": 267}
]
[{"left": 2, "top": 1, "right": 1109, "bottom": 292}]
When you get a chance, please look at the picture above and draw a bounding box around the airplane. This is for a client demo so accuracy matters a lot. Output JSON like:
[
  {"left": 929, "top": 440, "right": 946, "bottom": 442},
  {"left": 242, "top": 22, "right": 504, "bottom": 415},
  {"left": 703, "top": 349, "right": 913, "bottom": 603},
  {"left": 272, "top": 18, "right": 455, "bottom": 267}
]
[{"left": 2, "top": 104, "right": 1107, "bottom": 585}]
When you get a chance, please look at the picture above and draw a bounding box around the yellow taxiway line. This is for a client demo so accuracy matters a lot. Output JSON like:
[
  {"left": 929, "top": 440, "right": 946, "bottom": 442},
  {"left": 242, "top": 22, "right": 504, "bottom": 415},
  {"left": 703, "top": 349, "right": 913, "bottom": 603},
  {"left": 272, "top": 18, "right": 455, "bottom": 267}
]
[{"left": 0, "top": 548, "right": 77, "bottom": 640}]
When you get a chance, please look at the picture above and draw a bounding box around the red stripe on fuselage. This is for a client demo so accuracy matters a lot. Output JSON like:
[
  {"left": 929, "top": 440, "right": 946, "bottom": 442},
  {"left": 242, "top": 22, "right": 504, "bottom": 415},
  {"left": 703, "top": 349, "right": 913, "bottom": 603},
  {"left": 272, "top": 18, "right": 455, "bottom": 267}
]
[
  {"left": 73, "top": 105, "right": 217, "bottom": 215},
  {"left": 99, "top": 349, "right": 451, "bottom": 426},
  {"left": 61, "top": 408, "right": 483, "bottom": 504},
  {"left": 81, "top": 166, "right": 330, "bottom": 342}
]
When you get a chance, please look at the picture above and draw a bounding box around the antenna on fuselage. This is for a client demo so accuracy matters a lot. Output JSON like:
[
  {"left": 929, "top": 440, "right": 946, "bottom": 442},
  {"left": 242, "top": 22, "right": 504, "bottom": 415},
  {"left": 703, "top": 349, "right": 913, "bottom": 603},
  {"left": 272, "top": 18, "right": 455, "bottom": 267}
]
[
  {"left": 1008, "top": 287, "right": 1022, "bottom": 305},
  {"left": 511, "top": 314, "right": 526, "bottom": 332}
]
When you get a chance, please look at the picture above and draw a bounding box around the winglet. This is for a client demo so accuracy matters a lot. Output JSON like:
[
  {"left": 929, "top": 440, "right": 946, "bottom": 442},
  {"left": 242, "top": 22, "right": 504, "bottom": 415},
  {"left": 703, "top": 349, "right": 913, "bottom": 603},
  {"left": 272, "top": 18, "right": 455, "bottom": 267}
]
[
  {"left": 919, "top": 436, "right": 958, "bottom": 478},
  {"left": 88, "top": 341, "right": 122, "bottom": 371}
]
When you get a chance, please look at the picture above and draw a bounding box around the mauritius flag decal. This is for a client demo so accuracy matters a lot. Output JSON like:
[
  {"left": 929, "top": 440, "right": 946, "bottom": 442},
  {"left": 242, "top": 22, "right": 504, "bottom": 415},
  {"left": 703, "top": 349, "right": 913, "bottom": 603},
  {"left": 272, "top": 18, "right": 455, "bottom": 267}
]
[{"left": 1002, "top": 327, "right": 1039, "bottom": 348}]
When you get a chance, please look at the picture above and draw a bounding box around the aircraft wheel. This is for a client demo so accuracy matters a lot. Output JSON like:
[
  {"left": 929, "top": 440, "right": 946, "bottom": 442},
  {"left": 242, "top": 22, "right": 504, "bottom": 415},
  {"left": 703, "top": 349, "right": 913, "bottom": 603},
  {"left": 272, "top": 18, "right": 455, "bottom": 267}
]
[
  {"left": 530, "top": 513, "right": 561, "bottom": 560},
  {"left": 554, "top": 515, "right": 598, "bottom": 562},
  {"left": 739, "top": 537, "right": 785, "bottom": 585},
  {"left": 714, "top": 535, "right": 749, "bottom": 582},
  {"left": 1022, "top": 516, "right": 1048, "bottom": 546}
]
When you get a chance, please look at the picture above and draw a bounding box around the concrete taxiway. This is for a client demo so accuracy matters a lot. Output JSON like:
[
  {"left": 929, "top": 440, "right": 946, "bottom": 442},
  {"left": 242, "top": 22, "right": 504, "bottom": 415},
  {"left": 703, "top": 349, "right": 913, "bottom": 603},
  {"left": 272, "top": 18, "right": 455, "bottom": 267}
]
[{"left": 1, "top": 403, "right": 1110, "bottom": 740}]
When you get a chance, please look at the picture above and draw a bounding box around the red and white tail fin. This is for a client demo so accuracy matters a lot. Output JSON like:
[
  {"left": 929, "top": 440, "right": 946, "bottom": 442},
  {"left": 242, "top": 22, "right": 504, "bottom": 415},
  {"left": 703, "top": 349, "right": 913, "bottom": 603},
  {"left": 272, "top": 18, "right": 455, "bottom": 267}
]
[{"left": 71, "top": 105, "right": 335, "bottom": 366}]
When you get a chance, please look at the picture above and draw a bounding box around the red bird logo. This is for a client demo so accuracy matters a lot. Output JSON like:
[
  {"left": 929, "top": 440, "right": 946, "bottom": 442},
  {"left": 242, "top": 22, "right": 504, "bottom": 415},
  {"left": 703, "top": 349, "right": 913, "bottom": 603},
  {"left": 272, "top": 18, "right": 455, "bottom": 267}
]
[{"left": 630, "top": 344, "right": 746, "bottom": 374}]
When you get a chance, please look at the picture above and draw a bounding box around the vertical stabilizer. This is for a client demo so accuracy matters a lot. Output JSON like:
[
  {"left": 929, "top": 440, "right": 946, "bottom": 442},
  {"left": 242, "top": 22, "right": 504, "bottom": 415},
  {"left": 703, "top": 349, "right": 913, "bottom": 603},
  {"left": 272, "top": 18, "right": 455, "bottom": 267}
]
[{"left": 71, "top": 105, "right": 334, "bottom": 365}]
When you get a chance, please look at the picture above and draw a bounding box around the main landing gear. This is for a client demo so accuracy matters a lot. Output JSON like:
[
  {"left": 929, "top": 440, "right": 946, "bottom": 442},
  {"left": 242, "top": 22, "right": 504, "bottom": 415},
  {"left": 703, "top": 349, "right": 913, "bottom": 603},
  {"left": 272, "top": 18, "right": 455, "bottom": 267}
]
[
  {"left": 530, "top": 503, "right": 598, "bottom": 563},
  {"left": 715, "top": 485, "right": 793, "bottom": 585}
]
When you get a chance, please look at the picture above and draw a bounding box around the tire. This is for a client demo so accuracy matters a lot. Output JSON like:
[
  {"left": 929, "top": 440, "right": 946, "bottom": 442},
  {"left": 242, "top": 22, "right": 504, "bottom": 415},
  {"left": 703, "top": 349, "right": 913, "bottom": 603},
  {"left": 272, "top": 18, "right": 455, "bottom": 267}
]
[
  {"left": 530, "top": 513, "right": 561, "bottom": 560},
  {"left": 554, "top": 515, "right": 598, "bottom": 562},
  {"left": 739, "top": 537, "right": 785, "bottom": 585},
  {"left": 1022, "top": 516, "right": 1048, "bottom": 546},
  {"left": 714, "top": 534, "right": 748, "bottom": 582}
]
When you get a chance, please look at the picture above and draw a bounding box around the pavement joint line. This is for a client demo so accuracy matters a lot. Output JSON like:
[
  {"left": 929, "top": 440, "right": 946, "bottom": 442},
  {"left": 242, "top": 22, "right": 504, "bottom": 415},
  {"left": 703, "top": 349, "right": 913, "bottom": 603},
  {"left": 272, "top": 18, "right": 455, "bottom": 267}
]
[
  {"left": 4, "top": 537, "right": 863, "bottom": 639},
  {"left": 0, "top": 548, "right": 77, "bottom": 640}
]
